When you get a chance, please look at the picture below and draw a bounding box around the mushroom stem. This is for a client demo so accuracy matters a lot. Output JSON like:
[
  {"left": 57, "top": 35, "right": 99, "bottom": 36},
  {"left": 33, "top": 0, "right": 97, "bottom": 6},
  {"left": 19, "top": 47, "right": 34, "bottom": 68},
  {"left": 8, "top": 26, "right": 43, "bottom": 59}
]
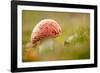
[{"left": 38, "top": 38, "right": 54, "bottom": 57}]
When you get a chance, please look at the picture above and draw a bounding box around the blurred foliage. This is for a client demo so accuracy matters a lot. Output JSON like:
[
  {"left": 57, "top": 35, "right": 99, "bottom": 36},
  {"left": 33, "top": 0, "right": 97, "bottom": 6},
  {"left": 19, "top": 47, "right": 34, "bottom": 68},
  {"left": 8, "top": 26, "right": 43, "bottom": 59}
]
[{"left": 22, "top": 10, "right": 90, "bottom": 62}]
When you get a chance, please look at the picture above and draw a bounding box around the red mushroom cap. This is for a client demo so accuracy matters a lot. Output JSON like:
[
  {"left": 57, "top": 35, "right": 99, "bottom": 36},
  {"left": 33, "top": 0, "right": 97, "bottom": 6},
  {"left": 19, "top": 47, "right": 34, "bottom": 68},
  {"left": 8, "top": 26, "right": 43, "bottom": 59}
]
[{"left": 31, "top": 19, "right": 62, "bottom": 44}]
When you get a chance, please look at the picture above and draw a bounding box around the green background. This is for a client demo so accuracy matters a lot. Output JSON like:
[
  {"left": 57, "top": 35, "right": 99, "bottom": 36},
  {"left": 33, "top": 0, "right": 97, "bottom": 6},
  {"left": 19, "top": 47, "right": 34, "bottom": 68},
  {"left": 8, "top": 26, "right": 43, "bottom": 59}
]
[{"left": 22, "top": 10, "right": 90, "bottom": 62}]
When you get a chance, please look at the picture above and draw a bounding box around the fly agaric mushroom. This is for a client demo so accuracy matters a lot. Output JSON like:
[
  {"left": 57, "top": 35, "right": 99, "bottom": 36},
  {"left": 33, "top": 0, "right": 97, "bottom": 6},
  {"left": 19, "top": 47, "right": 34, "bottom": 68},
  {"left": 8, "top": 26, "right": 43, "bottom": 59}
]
[{"left": 30, "top": 19, "right": 62, "bottom": 55}]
